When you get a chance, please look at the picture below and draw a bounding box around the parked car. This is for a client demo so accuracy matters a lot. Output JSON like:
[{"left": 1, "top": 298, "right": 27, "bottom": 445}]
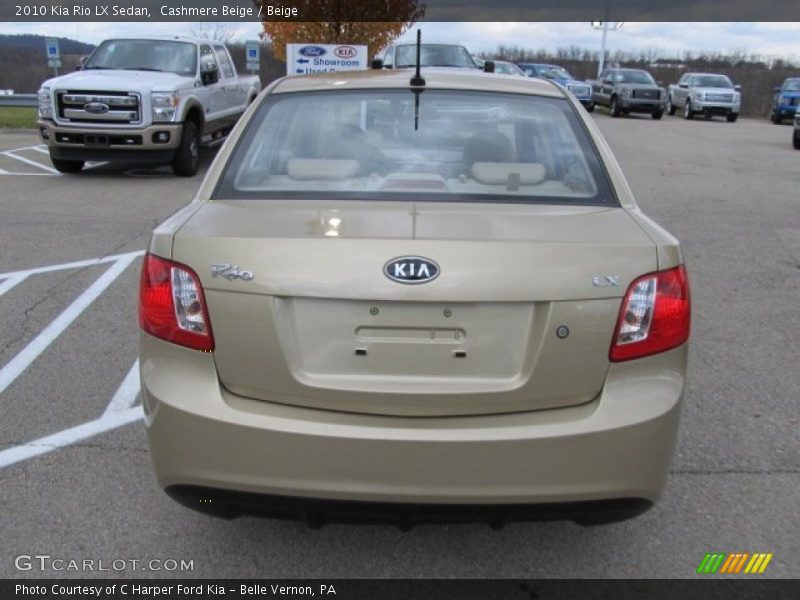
[
  {"left": 794, "top": 113, "right": 800, "bottom": 149},
  {"left": 518, "top": 63, "right": 594, "bottom": 110},
  {"left": 491, "top": 60, "right": 526, "bottom": 76},
  {"left": 140, "top": 67, "right": 690, "bottom": 528},
  {"left": 37, "top": 36, "right": 261, "bottom": 176},
  {"left": 588, "top": 68, "right": 666, "bottom": 119},
  {"left": 667, "top": 73, "right": 741, "bottom": 122},
  {"left": 380, "top": 43, "right": 478, "bottom": 69},
  {"left": 770, "top": 77, "right": 800, "bottom": 124}
]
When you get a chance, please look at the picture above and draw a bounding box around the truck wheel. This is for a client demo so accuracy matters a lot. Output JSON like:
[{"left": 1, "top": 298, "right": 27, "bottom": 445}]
[
  {"left": 609, "top": 96, "right": 621, "bottom": 117},
  {"left": 727, "top": 113, "right": 739, "bottom": 123},
  {"left": 171, "top": 121, "right": 200, "bottom": 177},
  {"left": 684, "top": 100, "right": 694, "bottom": 120},
  {"left": 772, "top": 113, "right": 782, "bottom": 125},
  {"left": 793, "top": 130, "right": 800, "bottom": 150},
  {"left": 51, "top": 158, "right": 85, "bottom": 173},
  {"left": 585, "top": 102, "right": 595, "bottom": 113},
  {"left": 652, "top": 110, "right": 663, "bottom": 120},
  {"left": 666, "top": 96, "right": 676, "bottom": 115}
]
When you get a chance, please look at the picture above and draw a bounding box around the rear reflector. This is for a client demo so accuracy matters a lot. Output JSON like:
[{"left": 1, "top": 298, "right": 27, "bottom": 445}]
[
  {"left": 609, "top": 265, "right": 690, "bottom": 362},
  {"left": 139, "top": 253, "right": 214, "bottom": 352}
]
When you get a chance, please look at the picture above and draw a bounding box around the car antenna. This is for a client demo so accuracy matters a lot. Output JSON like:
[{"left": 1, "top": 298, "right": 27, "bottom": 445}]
[
  {"left": 410, "top": 29, "right": 425, "bottom": 131},
  {"left": 410, "top": 29, "right": 425, "bottom": 87}
]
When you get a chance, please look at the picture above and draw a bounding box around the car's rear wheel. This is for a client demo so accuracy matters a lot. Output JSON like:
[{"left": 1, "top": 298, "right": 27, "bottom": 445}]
[
  {"left": 171, "top": 121, "right": 200, "bottom": 177},
  {"left": 727, "top": 113, "right": 739, "bottom": 123},
  {"left": 50, "top": 157, "right": 84, "bottom": 173},
  {"left": 684, "top": 100, "right": 694, "bottom": 120},
  {"left": 609, "top": 96, "right": 621, "bottom": 117}
]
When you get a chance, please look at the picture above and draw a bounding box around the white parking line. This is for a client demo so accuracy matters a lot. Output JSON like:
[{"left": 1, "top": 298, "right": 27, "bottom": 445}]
[
  {"left": 0, "top": 252, "right": 140, "bottom": 397},
  {"left": 0, "top": 405, "right": 142, "bottom": 469},
  {"left": 0, "top": 250, "right": 143, "bottom": 280},
  {"left": 102, "top": 360, "right": 140, "bottom": 416},
  {"left": 0, "top": 274, "right": 27, "bottom": 298},
  {"left": 2, "top": 151, "right": 59, "bottom": 174}
]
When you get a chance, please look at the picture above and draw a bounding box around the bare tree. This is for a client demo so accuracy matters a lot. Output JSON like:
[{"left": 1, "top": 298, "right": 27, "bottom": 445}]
[{"left": 189, "top": 23, "right": 238, "bottom": 44}]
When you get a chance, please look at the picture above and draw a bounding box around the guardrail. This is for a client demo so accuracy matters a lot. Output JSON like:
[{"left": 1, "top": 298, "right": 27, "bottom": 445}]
[{"left": 0, "top": 94, "right": 38, "bottom": 107}]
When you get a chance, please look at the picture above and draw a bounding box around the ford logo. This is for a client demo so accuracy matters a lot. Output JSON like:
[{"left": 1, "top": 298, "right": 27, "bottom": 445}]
[
  {"left": 84, "top": 102, "right": 109, "bottom": 114},
  {"left": 299, "top": 46, "right": 326, "bottom": 57},
  {"left": 383, "top": 256, "right": 440, "bottom": 285}
]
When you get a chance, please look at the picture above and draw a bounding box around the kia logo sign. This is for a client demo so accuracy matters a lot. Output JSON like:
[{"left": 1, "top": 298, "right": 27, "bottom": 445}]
[
  {"left": 298, "top": 46, "right": 326, "bottom": 57},
  {"left": 383, "top": 256, "right": 440, "bottom": 285},
  {"left": 334, "top": 46, "right": 358, "bottom": 59}
]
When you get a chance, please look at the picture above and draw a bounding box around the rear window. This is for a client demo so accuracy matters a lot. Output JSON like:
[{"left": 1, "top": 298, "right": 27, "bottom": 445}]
[{"left": 214, "top": 89, "right": 617, "bottom": 206}]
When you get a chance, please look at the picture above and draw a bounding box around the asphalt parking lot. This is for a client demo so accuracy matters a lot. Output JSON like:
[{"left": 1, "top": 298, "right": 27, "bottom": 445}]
[{"left": 0, "top": 115, "right": 798, "bottom": 579}]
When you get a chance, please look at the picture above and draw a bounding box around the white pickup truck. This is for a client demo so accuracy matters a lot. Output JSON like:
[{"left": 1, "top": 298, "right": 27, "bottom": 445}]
[{"left": 37, "top": 36, "right": 261, "bottom": 176}]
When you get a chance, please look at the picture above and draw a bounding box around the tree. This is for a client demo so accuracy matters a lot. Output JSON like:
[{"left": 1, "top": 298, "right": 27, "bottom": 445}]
[
  {"left": 190, "top": 22, "right": 238, "bottom": 44},
  {"left": 253, "top": 0, "right": 425, "bottom": 62}
]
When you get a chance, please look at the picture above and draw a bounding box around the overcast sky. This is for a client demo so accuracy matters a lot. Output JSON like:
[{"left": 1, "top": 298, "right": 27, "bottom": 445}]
[{"left": 2, "top": 22, "right": 800, "bottom": 61}]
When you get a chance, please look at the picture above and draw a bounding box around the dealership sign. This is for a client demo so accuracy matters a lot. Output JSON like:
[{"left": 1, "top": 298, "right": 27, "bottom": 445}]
[{"left": 286, "top": 44, "right": 368, "bottom": 75}]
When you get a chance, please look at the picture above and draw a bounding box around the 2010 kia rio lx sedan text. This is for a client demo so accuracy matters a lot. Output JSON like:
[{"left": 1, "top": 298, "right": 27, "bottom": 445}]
[{"left": 139, "top": 67, "right": 690, "bottom": 528}]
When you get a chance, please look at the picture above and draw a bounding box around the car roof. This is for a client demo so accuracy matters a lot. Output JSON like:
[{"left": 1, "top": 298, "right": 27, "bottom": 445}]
[
  {"left": 272, "top": 67, "right": 565, "bottom": 98},
  {"left": 100, "top": 35, "right": 208, "bottom": 44}
]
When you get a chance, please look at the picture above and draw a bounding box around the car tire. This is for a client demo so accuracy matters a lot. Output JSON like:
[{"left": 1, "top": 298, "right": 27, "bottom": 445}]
[
  {"left": 666, "top": 96, "right": 676, "bottom": 115},
  {"left": 684, "top": 100, "right": 694, "bottom": 120},
  {"left": 771, "top": 110, "right": 782, "bottom": 124},
  {"left": 586, "top": 102, "right": 595, "bottom": 113},
  {"left": 793, "top": 130, "right": 800, "bottom": 150},
  {"left": 727, "top": 113, "right": 739, "bottom": 123},
  {"left": 609, "top": 96, "right": 621, "bottom": 117},
  {"left": 50, "top": 157, "right": 84, "bottom": 173},
  {"left": 171, "top": 121, "right": 200, "bottom": 177},
  {"left": 652, "top": 110, "right": 663, "bottom": 120}
]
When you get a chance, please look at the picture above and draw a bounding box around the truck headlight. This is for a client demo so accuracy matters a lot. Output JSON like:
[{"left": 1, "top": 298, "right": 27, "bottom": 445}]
[
  {"left": 620, "top": 88, "right": 631, "bottom": 99},
  {"left": 38, "top": 87, "right": 52, "bottom": 119},
  {"left": 152, "top": 92, "right": 179, "bottom": 122}
]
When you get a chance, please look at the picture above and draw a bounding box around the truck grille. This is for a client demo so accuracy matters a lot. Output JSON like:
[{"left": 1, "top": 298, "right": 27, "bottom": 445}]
[
  {"left": 632, "top": 89, "right": 659, "bottom": 100},
  {"left": 56, "top": 90, "right": 140, "bottom": 124},
  {"left": 566, "top": 83, "right": 591, "bottom": 98},
  {"left": 706, "top": 93, "right": 734, "bottom": 103}
]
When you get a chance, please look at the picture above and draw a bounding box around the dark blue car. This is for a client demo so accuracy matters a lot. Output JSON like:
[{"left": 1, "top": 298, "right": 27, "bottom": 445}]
[
  {"left": 771, "top": 77, "right": 800, "bottom": 124},
  {"left": 517, "top": 63, "right": 594, "bottom": 111}
]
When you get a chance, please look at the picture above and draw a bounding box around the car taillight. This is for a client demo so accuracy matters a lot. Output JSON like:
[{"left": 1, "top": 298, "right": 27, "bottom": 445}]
[
  {"left": 609, "top": 265, "right": 690, "bottom": 362},
  {"left": 139, "top": 253, "right": 214, "bottom": 352}
]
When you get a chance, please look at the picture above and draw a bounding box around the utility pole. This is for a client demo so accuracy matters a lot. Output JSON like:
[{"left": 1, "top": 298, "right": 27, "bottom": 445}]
[{"left": 591, "top": 2, "right": 623, "bottom": 78}]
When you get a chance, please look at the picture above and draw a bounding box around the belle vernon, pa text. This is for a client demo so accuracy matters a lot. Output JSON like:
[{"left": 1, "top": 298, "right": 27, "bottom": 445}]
[
  {"left": 16, "top": 583, "right": 337, "bottom": 596},
  {"left": 25, "top": 3, "right": 300, "bottom": 18}
]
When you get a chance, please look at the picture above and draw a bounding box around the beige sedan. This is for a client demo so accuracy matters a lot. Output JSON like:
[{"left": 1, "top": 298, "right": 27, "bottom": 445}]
[{"left": 139, "top": 67, "right": 690, "bottom": 528}]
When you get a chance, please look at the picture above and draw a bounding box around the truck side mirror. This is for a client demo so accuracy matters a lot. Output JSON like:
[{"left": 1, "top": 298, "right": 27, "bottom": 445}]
[
  {"left": 201, "top": 56, "right": 219, "bottom": 85},
  {"left": 773, "top": 86, "right": 781, "bottom": 93},
  {"left": 76, "top": 56, "right": 88, "bottom": 71},
  {"left": 734, "top": 84, "right": 741, "bottom": 91},
  {"left": 483, "top": 60, "right": 495, "bottom": 73},
  {"left": 371, "top": 58, "right": 383, "bottom": 69},
  {"left": 679, "top": 83, "right": 688, "bottom": 89}
]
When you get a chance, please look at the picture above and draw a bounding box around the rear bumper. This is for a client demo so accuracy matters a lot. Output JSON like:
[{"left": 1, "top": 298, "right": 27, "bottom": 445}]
[
  {"left": 141, "top": 334, "right": 686, "bottom": 521},
  {"left": 38, "top": 120, "right": 182, "bottom": 163}
]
